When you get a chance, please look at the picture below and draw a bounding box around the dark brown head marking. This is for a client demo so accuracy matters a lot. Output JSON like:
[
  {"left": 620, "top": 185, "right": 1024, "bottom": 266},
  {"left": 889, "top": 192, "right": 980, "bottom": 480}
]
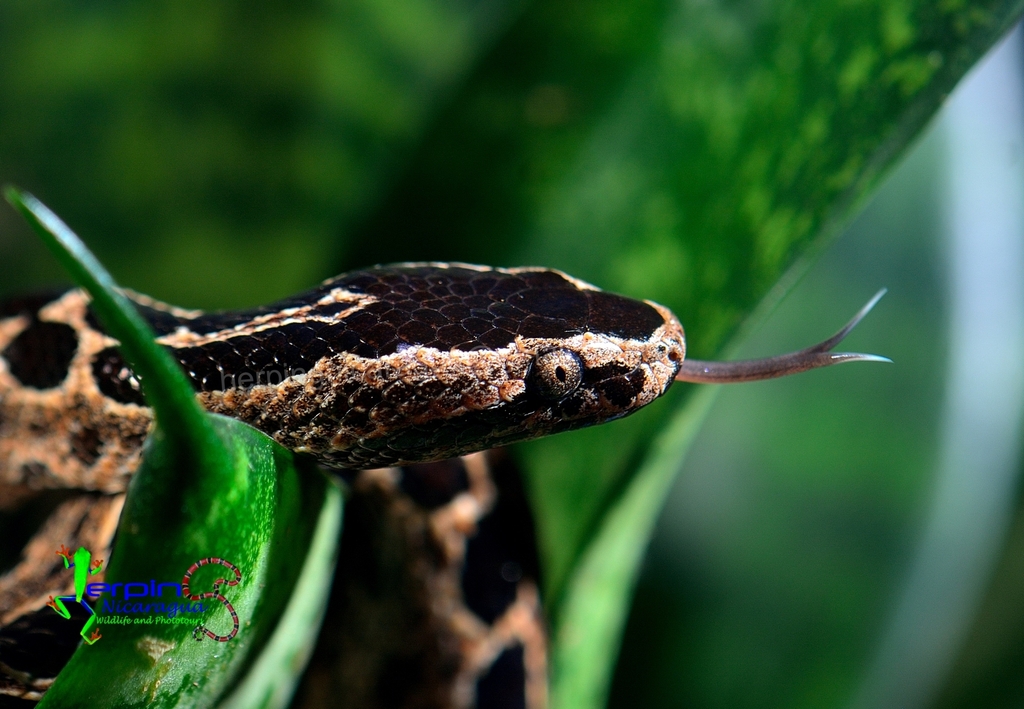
[{"left": 3, "top": 320, "right": 78, "bottom": 390}]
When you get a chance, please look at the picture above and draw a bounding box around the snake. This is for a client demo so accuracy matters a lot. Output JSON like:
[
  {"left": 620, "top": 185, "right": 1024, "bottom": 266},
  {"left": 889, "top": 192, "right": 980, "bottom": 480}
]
[{"left": 0, "top": 262, "right": 883, "bottom": 707}]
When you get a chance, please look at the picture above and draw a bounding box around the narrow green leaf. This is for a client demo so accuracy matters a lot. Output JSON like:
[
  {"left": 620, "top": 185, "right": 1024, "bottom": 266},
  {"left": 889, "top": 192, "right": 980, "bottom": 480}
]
[
  {"left": 343, "top": 0, "right": 1024, "bottom": 622},
  {"left": 548, "top": 386, "right": 717, "bottom": 709},
  {"left": 4, "top": 187, "right": 225, "bottom": 477},
  {"left": 6, "top": 194, "right": 340, "bottom": 708},
  {"left": 38, "top": 421, "right": 334, "bottom": 709},
  {"left": 217, "top": 480, "right": 344, "bottom": 709},
  {"left": 520, "top": 0, "right": 1024, "bottom": 615}
]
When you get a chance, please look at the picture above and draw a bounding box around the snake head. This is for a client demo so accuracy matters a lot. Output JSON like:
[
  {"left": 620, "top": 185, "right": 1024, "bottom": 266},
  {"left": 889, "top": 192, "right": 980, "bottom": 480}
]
[{"left": 196, "top": 264, "right": 685, "bottom": 469}]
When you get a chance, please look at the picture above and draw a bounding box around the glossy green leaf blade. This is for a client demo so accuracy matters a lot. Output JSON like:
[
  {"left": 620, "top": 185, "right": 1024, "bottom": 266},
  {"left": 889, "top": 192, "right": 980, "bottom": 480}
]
[
  {"left": 38, "top": 418, "right": 333, "bottom": 709},
  {"left": 217, "top": 479, "right": 344, "bottom": 709},
  {"left": 529, "top": 7, "right": 1023, "bottom": 701},
  {"left": 7, "top": 196, "right": 339, "bottom": 708},
  {"left": 344, "top": 0, "right": 1024, "bottom": 614},
  {"left": 549, "top": 387, "right": 717, "bottom": 709},
  {"left": 527, "top": 0, "right": 1024, "bottom": 616}
]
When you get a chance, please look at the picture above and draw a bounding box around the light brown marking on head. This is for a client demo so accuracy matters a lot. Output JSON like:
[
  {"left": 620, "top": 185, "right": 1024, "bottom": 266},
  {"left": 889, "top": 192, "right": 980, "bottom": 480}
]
[
  {"left": 122, "top": 290, "right": 203, "bottom": 319},
  {"left": 153, "top": 288, "right": 375, "bottom": 349},
  {"left": 0, "top": 289, "right": 152, "bottom": 493},
  {"left": 0, "top": 314, "right": 30, "bottom": 351}
]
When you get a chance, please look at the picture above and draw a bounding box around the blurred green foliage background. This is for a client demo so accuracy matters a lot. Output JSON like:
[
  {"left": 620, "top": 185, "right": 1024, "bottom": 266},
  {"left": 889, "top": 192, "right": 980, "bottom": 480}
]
[{"left": 3, "top": 0, "right": 1024, "bottom": 707}]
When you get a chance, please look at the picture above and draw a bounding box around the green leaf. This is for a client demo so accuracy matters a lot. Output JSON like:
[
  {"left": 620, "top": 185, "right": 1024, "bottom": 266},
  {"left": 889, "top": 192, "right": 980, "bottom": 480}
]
[
  {"left": 548, "top": 387, "right": 718, "bottom": 709},
  {"left": 6, "top": 191, "right": 342, "bottom": 709},
  {"left": 38, "top": 419, "right": 337, "bottom": 709},
  {"left": 216, "top": 479, "right": 344, "bottom": 709},
  {"left": 336, "top": 2, "right": 1024, "bottom": 707},
  {"left": 5, "top": 188, "right": 223, "bottom": 473}
]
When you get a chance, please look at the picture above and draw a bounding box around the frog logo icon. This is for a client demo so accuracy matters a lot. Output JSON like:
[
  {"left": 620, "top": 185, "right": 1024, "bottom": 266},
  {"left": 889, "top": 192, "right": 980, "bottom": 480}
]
[{"left": 47, "top": 545, "right": 103, "bottom": 645}]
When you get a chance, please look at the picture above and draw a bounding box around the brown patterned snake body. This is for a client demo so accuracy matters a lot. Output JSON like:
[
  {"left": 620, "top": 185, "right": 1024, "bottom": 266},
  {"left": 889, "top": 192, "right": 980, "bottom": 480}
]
[{"left": 0, "top": 263, "right": 884, "bottom": 707}]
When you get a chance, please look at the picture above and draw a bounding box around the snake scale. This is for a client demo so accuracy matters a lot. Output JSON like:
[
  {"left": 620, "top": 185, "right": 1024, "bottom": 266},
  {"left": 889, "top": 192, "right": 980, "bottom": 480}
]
[{"left": 0, "top": 262, "right": 882, "bottom": 707}]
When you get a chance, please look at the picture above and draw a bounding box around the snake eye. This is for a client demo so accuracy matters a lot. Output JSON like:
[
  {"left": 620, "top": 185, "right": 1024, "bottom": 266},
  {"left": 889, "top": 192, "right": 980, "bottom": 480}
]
[{"left": 530, "top": 348, "right": 583, "bottom": 400}]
